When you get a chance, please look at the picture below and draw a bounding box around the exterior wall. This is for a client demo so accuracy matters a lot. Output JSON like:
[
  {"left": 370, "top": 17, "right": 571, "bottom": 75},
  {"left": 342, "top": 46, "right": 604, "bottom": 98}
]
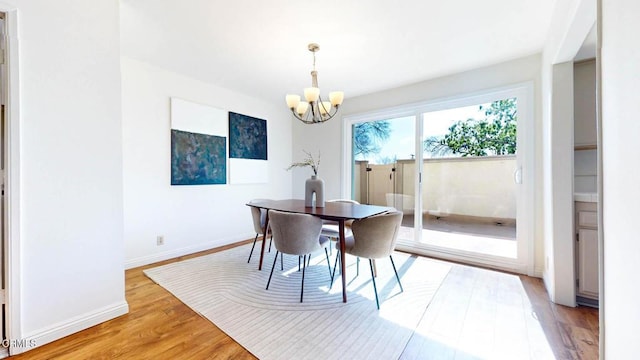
[{"left": 357, "top": 156, "right": 517, "bottom": 220}]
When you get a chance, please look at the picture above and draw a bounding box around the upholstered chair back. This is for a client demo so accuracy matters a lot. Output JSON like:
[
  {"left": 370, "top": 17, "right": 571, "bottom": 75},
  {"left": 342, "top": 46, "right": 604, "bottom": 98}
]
[
  {"left": 269, "top": 210, "right": 325, "bottom": 256},
  {"left": 349, "top": 211, "right": 403, "bottom": 259}
]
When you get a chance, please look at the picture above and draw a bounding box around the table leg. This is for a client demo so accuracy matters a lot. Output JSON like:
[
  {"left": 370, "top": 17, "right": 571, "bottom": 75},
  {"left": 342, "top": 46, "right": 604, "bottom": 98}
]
[
  {"left": 339, "top": 219, "right": 347, "bottom": 303},
  {"left": 258, "top": 210, "right": 270, "bottom": 271}
]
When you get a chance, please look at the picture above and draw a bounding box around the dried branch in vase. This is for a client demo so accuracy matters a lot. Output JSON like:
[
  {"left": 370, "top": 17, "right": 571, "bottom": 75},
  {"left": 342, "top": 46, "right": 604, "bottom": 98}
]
[{"left": 286, "top": 150, "right": 321, "bottom": 176}]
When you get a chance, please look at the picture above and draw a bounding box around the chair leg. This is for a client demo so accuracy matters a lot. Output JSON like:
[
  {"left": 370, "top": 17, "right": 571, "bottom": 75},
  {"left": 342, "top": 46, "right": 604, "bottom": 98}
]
[
  {"left": 331, "top": 250, "right": 340, "bottom": 286},
  {"left": 300, "top": 254, "right": 307, "bottom": 302},
  {"left": 247, "top": 233, "right": 259, "bottom": 263},
  {"left": 324, "top": 248, "right": 333, "bottom": 282},
  {"left": 389, "top": 255, "right": 404, "bottom": 292},
  {"left": 268, "top": 235, "right": 273, "bottom": 252},
  {"left": 329, "top": 238, "right": 338, "bottom": 256},
  {"left": 372, "top": 259, "right": 378, "bottom": 277},
  {"left": 266, "top": 251, "right": 279, "bottom": 290},
  {"left": 356, "top": 257, "right": 360, "bottom": 277},
  {"left": 281, "top": 252, "right": 284, "bottom": 270},
  {"left": 369, "top": 259, "right": 380, "bottom": 310}
]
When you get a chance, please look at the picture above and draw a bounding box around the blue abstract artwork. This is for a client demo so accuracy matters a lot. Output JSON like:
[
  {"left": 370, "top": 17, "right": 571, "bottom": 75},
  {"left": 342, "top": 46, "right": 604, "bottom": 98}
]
[
  {"left": 171, "top": 129, "right": 227, "bottom": 185},
  {"left": 229, "top": 112, "right": 267, "bottom": 160}
]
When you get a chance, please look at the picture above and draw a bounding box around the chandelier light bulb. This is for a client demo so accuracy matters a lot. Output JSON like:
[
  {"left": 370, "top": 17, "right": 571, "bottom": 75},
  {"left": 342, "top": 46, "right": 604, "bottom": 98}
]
[
  {"left": 286, "top": 94, "right": 300, "bottom": 109},
  {"left": 329, "top": 91, "right": 344, "bottom": 106},
  {"left": 304, "top": 87, "right": 320, "bottom": 102},
  {"left": 296, "top": 102, "right": 309, "bottom": 116}
]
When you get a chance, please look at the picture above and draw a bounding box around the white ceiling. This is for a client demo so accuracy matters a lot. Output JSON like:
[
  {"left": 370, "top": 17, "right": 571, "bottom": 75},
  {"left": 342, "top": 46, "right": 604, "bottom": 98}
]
[{"left": 120, "top": 0, "right": 559, "bottom": 104}]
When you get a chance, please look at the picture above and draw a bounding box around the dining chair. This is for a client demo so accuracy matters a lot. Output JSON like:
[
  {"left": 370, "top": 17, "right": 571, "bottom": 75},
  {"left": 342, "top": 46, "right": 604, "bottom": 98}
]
[
  {"left": 248, "top": 199, "right": 273, "bottom": 263},
  {"left": 266, "top": 210, "right": 333, "bottom": 302},
  {"left": 340, "top": 210, "right": 404, "bottom": 309},
  {"left": 321, "top": 199, "right": 359, "bottom": 257}
]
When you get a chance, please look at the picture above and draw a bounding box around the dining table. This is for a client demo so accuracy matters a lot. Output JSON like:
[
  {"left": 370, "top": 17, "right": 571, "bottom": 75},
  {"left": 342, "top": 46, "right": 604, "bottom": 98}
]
[{"left": 246, "top": 199, "right": 392, "bottom": 303}]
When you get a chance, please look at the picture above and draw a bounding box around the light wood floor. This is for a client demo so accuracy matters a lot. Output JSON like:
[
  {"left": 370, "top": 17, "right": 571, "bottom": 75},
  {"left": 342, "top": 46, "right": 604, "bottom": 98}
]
[{"left": 9, "top": 241, "right": 598, "bottom": 359}]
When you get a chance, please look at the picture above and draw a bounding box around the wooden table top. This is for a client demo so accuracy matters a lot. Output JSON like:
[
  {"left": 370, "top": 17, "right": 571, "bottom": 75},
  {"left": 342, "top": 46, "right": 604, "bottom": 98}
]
[{"left": 247, "top": 199, "right": 392, "bottom": 221}]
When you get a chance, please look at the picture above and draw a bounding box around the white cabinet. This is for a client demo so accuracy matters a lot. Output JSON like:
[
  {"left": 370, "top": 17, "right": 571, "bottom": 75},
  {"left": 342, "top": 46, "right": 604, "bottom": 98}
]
[
  {"left": 577, "top": 228, "right": 598, "bottom": 298},
  {"left": 575, "top": 201, "right": 599, "bottom": 304}
]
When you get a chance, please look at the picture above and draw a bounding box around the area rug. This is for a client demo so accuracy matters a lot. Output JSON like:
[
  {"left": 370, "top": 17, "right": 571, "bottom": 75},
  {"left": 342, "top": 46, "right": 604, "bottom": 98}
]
[{"left": 144, "top": 243, "right": 451, "bottom": 360}]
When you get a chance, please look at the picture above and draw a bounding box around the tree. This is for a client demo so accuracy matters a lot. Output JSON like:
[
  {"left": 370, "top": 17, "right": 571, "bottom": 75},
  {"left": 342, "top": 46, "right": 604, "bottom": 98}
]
[
  {"left": 353, "top": 120, "right": 391, "bottom": 157},
  {"left": 423, "top": 98, "right": 517, "bottom": 157}
]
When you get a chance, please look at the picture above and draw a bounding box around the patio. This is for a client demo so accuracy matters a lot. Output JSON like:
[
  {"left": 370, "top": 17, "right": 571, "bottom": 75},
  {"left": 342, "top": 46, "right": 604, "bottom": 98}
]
[
  {"left": 355, "top": 155, "right": 518, "bottom": 259},
  {"left": 399, "top": 213, "right": 517, "bottom": 258}
]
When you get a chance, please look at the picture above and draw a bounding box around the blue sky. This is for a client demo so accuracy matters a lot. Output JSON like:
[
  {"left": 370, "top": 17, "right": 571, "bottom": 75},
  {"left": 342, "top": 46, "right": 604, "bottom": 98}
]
[{"left": 364, "top": 104, "right": 487, "bottom": 164}]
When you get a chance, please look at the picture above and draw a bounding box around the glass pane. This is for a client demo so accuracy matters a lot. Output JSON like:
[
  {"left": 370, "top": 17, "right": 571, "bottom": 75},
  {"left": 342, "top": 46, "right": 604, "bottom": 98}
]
[
  {"left": 421, "top": 99, "right": 517, "bottom": 258},
  {"left": 352, "top": 116, "right": 416, "bottom": 242}
]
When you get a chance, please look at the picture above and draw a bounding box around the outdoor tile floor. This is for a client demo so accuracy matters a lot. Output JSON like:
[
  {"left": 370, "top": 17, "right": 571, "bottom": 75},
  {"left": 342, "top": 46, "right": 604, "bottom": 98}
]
[{"left": 399, "top": 214, "right": 517, "bottom": 258}]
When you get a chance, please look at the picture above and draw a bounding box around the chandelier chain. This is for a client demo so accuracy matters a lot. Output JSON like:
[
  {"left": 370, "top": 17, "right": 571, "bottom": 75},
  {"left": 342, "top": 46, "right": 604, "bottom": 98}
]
[{"left": 312, "top": 51, "right": 316, "bottom": 72}]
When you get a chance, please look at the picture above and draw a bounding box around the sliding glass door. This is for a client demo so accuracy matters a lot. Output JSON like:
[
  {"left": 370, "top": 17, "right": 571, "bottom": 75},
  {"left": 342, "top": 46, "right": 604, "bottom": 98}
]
[
  {"left": 351, "top": 116, "right": 416, "bottom": 243},
  {"left": 420, "top": 99, "right": 518, "bottom": 259},
  {"left": 344, "top": 84, "right": 534, "bottom": 274}
]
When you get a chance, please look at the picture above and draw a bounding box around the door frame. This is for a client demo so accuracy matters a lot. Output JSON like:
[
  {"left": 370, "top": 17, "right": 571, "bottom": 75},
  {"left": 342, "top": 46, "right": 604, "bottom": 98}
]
[
  {"left": 342, "top": 82, "right": 535, "bottom": 275},
  {"left": 0, "top": 7, "right": 22, "bottom": 355}
]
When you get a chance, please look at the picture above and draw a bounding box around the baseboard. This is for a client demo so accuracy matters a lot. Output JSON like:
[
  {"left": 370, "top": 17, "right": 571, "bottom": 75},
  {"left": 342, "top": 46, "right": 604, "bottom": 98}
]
[
  {"left": 576, "top": 295, "right": 599, "bottom": 308},
  {"left": 12, "top": 301, "right": 129, "bottom": 356},
  {"left": 125, "top": 233, "right": 253, "bottom": 269}
]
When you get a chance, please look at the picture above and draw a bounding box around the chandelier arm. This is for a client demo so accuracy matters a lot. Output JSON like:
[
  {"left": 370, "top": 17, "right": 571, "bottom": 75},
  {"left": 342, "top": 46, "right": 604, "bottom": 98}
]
[
  {"left": 289, "top": 106, "right": 340, "bottom": 124},
  {"left": 317, "top": 96, "right": 327, "bottom": 112}
]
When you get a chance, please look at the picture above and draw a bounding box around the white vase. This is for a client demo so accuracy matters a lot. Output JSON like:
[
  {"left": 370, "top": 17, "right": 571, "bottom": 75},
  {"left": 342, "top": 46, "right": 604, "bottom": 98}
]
[{"left": 305, "top": 175, "right": 325, "bottom": 207}]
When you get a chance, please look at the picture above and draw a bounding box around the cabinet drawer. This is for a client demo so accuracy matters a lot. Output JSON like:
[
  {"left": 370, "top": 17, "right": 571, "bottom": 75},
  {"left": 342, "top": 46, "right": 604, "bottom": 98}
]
[{"left": 578, "top": 211, "right": 598, "bottom": 228}]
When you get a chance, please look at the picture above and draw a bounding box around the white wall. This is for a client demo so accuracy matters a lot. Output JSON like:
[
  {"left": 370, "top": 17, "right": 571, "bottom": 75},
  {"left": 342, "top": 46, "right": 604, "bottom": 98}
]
[
  {"left": 290, "top": 118, "right": 344, "bottom": 200},
  {"left": 602, "top": 0, "right": 640, "bottom": 356},
  {"left": 574, "top": 149, "right": 597, "bottom": 192},
  {"left": 7, "top": 0, "right": 127, "bottom": 353},
  {"left": 574, "top": 60, "right": 597, "bottom": 193},
  {"left": 292, "top": 54, "right": 544, "bottom": 272},
  {"left": 574, "top": 59, "right": 597, "bottom": 147},
  {"left": 121, "top": 57, "right": 293, "bottom": 268},
  {"left": 549, "top": 62, "right": 577, "bottom": 306}
]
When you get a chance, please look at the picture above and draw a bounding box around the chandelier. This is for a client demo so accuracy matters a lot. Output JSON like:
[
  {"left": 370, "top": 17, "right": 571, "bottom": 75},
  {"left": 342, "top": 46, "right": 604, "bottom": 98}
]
[{"left": 285, "top": 43, "right": 344, "bottom": 124}]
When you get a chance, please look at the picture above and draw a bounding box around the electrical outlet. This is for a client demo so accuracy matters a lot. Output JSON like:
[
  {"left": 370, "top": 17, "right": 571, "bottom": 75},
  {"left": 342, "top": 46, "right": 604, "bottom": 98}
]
[{"left": 157, "top": 235, "right": 165, "bottom": 246}]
